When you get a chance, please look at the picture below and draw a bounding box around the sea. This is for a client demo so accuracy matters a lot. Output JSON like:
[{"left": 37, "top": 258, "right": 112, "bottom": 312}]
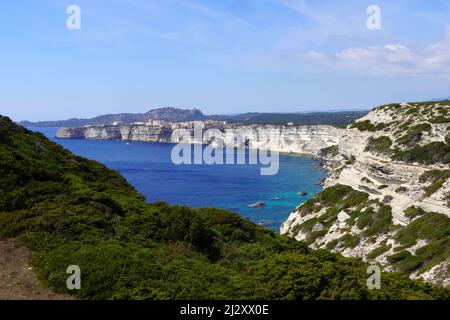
[{"left": 33, "top": 128, "right": 326, "bottom": 232}]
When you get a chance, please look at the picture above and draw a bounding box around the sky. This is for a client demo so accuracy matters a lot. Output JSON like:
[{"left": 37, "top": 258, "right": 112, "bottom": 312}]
[{"left": 1, "top": 0, "right": 450, "bottom": 121}]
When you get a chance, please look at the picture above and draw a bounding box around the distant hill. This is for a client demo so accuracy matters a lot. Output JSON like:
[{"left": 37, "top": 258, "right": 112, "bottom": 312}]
[
  {"left": 20, "top": 107, "right": 206, "bottom": 127},
  {"left": 21, "top": 107, "right": 368, "bottom": 128},
  {"left": 211, "top": 111, "right": 368, "bottom": 126},
  {"left": 428, "top": 96, "right": 450, "bottom": 102}
]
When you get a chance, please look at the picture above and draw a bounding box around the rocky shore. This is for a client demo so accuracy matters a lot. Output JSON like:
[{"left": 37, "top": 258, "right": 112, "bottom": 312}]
[
  {"left": 281, "top": 101, "right": 450, "bottom": 286},
  {"left": 56, "top": 121, "right": 344, "bottom": 155}
]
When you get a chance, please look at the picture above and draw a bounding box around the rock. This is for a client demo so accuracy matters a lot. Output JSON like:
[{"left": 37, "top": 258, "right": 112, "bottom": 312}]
[
  {"left": 281, "top": 101, "right": 450, "bottom": 287},
  {"left": 337, "top": 211, "right": 351, "bottom": 223},
  {"left": 56, "top": 122, "right": 344, "bottom": 155},
  {"left": 249, "top": 202, "right": 265, "bottom": 208},
  {"left": 312, "top": 223, "right": 324, "bottom": 232}
]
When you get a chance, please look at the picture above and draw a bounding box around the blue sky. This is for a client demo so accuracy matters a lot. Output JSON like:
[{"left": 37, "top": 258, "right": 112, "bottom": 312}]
[{"left": 1, "top": 0, "right": 450, "bottom": 121}]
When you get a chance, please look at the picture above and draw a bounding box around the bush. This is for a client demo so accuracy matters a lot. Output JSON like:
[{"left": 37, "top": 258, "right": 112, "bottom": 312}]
[
  {"left": 351, "top": 120, "right": 385, "bottom": 132},
  {"left": 404, "top": 206, "right": 425, "bottom": 219},
  {"left": 419, "top": 170, "right": 450, "bottom": 197},
  {"left": 320, "top": 145, "right": 339, "bottom": 158},
  {"left": 396, "top": 123, "right": 431, "bottom": 147},
  {"left": 387, "top": 250, "right": 411, "bottom": 263},
  {"left": 395, "top": 186, "right": 408, "bottom": 193},
  {"left": 365, "top": 136, "right": 392, "bottom": 155},
  {"left": 367, "top": 244, "right": 391, "bottom": 259},
  {"left": 392, "top": 142, "right": 450, "bottom": 164},
  {"left": 430, "top": 115, "right": 450, "bottom": 124},
  {"left": 395, "top": 212, "right": 450, "bottom": 248}
]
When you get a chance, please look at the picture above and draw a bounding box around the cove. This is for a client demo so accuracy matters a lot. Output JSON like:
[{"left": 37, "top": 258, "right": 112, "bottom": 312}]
[{"left": 34, "top": 128, "right": 326, "bottom": 232}]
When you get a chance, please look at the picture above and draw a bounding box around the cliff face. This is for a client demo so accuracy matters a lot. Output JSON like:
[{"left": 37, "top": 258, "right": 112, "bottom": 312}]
[
  {"left": 56, "top": 123, "right": 343, "bottom": 155},
  {"left": 281, "top": 101, "right": 450, "bottom": 287}
]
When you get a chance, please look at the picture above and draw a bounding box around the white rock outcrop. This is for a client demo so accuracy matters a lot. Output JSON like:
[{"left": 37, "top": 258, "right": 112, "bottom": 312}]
[
  {"left": 282, "top": 101, "right": 450, "bottom": 286},
  {"left": 57, "top": 122, "right": 343, "bottom": 155}
]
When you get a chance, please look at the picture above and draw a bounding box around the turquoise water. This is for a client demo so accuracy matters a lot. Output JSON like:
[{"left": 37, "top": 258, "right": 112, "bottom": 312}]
[{"left": 34, "top": 128, "right": 326, "bottom": 232}]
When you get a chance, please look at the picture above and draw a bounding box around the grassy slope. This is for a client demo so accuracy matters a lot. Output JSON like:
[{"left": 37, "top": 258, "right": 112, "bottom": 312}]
[{"left": 0, "top": 115, "right": 447, "bottom": 300}]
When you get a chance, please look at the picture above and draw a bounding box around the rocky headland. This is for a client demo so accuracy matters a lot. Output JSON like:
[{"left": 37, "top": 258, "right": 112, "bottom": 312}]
[
  {"left": 56, "top": 121, "right": 343, "bottom": 155},
  {"left": 281, "top": 101, "right": 450, "bottom": 286}
]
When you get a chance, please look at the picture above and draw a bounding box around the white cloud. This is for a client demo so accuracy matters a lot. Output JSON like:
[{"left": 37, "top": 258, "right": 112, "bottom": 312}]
[{"left": 299, "top": 27, "right": 450, "bottom": 78}]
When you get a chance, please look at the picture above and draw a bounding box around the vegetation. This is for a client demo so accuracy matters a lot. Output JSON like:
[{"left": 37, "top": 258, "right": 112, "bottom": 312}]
[
  {"left": 367, "top": 244, "right": 391, "bottom": 260},
  {"left": 295, "top": 185, "right": 395, "bottom": 240},
  {"left": 395, "top": 212, "right": 449, "bottom": 248},
  {"left": 404, "top": 206, "right": 425, "bottom": 219},
  {"left": 396, "top": 123, "right": 431, "bottom": 147},
  {"left": 22, "top": 111, "right": 369, "bottom": 128},
  {"left": 365, "top": 136, "right": 392, "bottom": 155},
  {"left": 419, "top": 170, "right": 450, "bottom": 197},
  {"left": 395, "top": 186, "right": 408, "bottom": 193},
  {"left": 390, "top": 212, "right": 450, "bottom": 275},
  {"left": 320, "top": 145, "right": 339, "bottom": 158},
  {"left": 445, "top": 126, "right": 450, "bottom": 144},
  {"left": 351, "top": 120, "right": 385, "bottom": 132},
  {"left": 430, "top": 116, "right": 450, "bottom": 124},
  {"left": 392, "top": 142, "right": 450, "bottom": 164},
  {"left": 338, "top": 234, "right": 360, "bottom": 249},
  {"left": 2, "top": 116, "right": 447, "bottom": 300},
  {"left": 297, "top": 183, "right": 450, "bottom": 283}
]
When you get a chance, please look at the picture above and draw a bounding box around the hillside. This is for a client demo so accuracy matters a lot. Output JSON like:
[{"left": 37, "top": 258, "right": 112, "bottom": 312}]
[
  {"left": 209, "top": 111, "right": 368, "bottom": 126},
  {"left": 0, "top": 115, "right": 448, "bottom": 299},
  {"left": 281, "top": 101, "right": 450, "bottom": 287},
  {"left": 20, "top": 107, "right": 206, "bottom": 127},
  {"left": 20, "top": 108, "right": 367, "bottom": 128}
]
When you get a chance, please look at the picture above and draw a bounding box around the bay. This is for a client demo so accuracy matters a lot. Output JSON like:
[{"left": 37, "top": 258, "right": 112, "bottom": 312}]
[{"left": 33, "top": 128, "right": 326, "bottom": 232}]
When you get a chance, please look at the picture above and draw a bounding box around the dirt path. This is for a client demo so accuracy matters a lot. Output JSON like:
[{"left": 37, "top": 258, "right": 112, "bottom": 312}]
[{"left": 0, "top": 239, "right": 73, "bottom": 300}]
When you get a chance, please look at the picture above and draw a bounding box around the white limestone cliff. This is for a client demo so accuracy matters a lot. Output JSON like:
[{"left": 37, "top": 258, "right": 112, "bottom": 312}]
[
  {"left": 281, "top": 101, "right": 449, "bottom": 286},
  {"left": 56, "top": 122, "right": 343, "bottom": 155}
]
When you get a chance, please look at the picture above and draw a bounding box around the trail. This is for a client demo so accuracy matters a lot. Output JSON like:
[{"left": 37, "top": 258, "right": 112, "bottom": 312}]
[{"left": 0, "top": 239, "right": 74, "bottom": 300}]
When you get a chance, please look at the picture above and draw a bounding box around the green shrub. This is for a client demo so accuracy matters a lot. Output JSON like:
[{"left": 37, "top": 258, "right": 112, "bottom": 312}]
[
  {"left": 365, "top": 136, "right": 393, "bottom": 154},
  {"left": 404, "top": 206, "right": 425, "bottom": 219},
  {"left": 387, "top": 250, "right": 412, "bottom": 263},
  {"left": 351, "top": 120, "right": 385, "bottom": 132},
  {"left": 430, "top": 115, "right": 450, "bottom": 124},
  {"left": 396, "top": 123, "right": 431, "bottom": 147},
  {"left": 339, "top": 234, "right": 360, "bottom": 248},
  {"left": 367, "top": 244, "right": 391, "bottom": 259},
  {"left": 363, "top": 205, "right": 393, "bottom": 236},
  {"left": 395, "top": 186, "right": 408, "bottom": 193},
  {"left": 320, "top": 145, "right": 339, "bottom": 157},
  {"left": 395, "top": 212, "right": 450, "bottom": 247},
  {"left": 419, "top": 170, "right": 450, "bottom": 197},
  {"left": 392, "top": 142, "right": 450, "bottom": 164}
]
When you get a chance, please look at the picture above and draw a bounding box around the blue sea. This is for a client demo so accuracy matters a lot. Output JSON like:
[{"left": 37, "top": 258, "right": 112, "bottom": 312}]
[{"left": 34, "top": 128, "right": 326, "bottom": 232}]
